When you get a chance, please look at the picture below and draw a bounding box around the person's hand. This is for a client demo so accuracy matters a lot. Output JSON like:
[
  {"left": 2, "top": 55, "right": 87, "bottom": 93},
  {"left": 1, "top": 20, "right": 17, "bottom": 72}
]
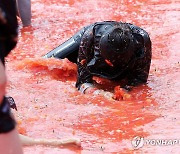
[
  {"left": 93, "top": 89, "right": 114, "bottom": 100},
  {"left": 84, "top": 87, "right": 114, "bottom": 100},
  {"left": 102, "top": 91, "right": 114, "bottom": 100},
  {"left": 80, "top": 83, "right": 114, "bottom": 100}
]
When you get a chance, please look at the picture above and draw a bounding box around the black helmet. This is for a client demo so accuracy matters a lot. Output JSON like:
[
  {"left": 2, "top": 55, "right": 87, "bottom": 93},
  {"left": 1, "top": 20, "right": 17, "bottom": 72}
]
[{"left": 99, "top": 23, "right": 134, "bottom": 68}]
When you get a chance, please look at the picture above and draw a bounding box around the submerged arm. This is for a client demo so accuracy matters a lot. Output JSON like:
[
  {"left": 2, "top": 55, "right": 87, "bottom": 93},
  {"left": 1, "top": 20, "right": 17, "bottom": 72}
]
[{"left": 43, "top": 26, "right": 91, "bottom": 63}]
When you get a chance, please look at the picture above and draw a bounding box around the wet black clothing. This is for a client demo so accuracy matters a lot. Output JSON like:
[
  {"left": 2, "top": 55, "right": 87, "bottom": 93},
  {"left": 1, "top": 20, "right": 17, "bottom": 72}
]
[
  {"left": 44, "top": 21, "right": 152, "bottom": 90},
  {"left": 0, "top": 0, "right": 18, "bottom": 133},
  {"left": 75, "top": 22, "right": 151, "bottom": 89}
]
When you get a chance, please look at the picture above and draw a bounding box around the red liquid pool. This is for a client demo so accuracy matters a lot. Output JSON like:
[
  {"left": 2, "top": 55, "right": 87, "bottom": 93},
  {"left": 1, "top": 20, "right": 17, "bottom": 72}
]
[{"left": 6, "top": 0, "right": 180, "bottom": 153}]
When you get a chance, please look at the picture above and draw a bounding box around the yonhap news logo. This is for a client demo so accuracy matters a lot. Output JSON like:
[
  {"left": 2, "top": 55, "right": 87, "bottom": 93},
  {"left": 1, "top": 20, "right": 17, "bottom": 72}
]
[
  {"left": 131, "top": 136, "right": 180, "bottom": 149},
  {"left": 131, "top": 136, "right": 144, "bottom": 149}
]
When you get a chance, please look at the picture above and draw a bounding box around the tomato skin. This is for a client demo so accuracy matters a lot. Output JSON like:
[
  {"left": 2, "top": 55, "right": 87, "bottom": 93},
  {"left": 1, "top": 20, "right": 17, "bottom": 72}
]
[{"left": 114, "top": 86, "right": 132, "bottom": 101}]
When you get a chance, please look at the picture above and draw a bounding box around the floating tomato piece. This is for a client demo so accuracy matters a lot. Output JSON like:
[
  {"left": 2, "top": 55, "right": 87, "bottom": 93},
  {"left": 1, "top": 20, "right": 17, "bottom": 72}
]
[
  {"left": 114, "top": 86, "right": 132, "bottom": 101},
  {"left": 114, "top": 86, "right": 124, "bottom": 100},
  {"left": 105, "top": 59, "right": 114, "bottom": 67}
]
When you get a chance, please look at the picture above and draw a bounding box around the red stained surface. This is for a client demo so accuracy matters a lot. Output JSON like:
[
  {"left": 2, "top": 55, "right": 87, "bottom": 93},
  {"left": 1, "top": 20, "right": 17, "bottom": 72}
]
[{"left": 6, "top": 0, "right": 180, "bottom": 153}]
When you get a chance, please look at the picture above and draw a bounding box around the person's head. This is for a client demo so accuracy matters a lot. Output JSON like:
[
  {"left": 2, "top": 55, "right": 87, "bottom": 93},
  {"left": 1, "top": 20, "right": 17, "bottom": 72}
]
[{"left": 99, "top": 23, "right": 134, "bottom": 68}]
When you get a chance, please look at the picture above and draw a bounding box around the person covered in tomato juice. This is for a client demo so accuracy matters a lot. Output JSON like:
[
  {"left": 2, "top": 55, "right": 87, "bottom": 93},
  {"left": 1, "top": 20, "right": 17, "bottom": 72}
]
[{"left": 44, "top": 21, "right": 152, "bottom": 95}]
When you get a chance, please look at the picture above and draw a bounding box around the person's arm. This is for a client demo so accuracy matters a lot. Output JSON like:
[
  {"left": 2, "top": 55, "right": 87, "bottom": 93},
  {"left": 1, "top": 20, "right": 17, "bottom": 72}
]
[{"left": 43, "top": 25, "right": 91, "bottom": 63}]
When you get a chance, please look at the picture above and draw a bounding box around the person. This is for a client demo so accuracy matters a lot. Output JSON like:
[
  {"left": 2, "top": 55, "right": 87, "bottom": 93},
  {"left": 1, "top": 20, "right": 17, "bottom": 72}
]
[
  {"left": 44, "top": 21, "right": 152, "bottom": 95},
  {"left": 0, "top": 0, "right": 23, "bottom": 153},
  {"left": 16, "top": 0, "right": 31, "bottom": 27},
  {"left": 0, "top": 0, "right": 81, "bottom": 149}
]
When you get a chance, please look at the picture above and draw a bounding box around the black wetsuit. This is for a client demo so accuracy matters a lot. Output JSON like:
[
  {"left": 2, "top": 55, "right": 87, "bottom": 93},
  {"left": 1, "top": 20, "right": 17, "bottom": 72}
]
[
  {"left": 0, "top": 0, "right": 18, "bottom": 133},
  {"left": 44, "top": 21, "right": 152, "bottom": 90}
]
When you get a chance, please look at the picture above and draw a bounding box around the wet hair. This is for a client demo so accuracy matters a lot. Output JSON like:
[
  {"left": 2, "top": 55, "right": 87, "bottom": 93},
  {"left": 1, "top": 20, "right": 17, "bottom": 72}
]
[{"left": 108, "top": 24, "right": 131, "bottom": 52}]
